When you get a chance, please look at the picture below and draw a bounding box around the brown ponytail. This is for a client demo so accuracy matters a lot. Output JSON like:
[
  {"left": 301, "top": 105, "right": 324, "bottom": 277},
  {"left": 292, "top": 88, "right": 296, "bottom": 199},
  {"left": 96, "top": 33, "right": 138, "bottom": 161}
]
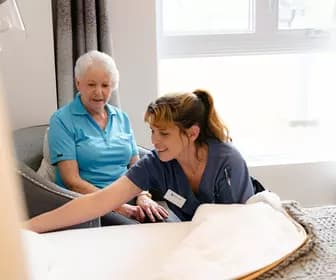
[{"left": 192, "top": 89, "right": 230, "bottom": 143}]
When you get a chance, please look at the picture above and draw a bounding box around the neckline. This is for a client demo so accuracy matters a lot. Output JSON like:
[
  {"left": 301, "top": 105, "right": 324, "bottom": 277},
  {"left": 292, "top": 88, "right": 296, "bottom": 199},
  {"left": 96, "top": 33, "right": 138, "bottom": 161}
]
[{"left": 176, "top": 142, "right": 211, "bottom": 197}]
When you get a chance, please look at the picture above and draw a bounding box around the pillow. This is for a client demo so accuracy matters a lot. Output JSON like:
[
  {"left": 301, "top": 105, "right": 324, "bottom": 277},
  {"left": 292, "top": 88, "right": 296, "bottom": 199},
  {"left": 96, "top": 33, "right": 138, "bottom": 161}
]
[
  {"left": 21, "top": 230, "right": 55, "bottom": 280},
  {"left": 246, "top": 190, "right": 283, "bottom": 212},
  {"left": 37, "top": 128, "right": 56, "bottom": 182}
]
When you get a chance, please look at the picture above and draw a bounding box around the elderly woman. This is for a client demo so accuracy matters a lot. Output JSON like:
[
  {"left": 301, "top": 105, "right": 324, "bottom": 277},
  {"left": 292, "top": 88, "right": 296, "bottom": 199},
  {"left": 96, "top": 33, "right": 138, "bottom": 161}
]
[{"left": 48, "top": 50, "right": 168, "bottom": 225}]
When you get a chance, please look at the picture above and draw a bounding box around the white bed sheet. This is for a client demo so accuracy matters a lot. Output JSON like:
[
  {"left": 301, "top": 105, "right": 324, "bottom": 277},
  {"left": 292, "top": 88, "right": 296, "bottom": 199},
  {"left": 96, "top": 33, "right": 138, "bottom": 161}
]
[
  {"left": 44, "top": 222, "right": 192, "bottom": 280},
  {"left": 28, "top": 192, "right": 306, "bottom": 280}
]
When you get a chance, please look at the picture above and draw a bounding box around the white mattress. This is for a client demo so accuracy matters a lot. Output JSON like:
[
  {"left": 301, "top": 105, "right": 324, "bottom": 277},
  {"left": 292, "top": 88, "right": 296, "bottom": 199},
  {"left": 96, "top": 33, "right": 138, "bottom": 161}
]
[
  {"left": 44, "top": 222, "right": 193, "bottom": 280},
  {"left": 22, "top": 192, "right": 307, "bottom": 280}
]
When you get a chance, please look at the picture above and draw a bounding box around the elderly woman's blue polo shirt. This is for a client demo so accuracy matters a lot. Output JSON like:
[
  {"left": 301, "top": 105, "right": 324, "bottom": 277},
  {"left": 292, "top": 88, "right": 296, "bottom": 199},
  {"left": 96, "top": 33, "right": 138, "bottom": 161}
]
[{"left": 49, "top": 93, "right": 138, "bottom": 188}]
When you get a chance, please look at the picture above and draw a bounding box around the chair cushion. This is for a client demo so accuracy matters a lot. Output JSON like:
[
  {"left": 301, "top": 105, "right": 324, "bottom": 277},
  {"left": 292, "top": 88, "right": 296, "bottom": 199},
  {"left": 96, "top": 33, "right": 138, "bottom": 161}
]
[
  {"left": 13, "top": 125, "right": 48, "bottom": 170},
  {"left": 37, "top": 128, "right": 56, "bottom": 182}
]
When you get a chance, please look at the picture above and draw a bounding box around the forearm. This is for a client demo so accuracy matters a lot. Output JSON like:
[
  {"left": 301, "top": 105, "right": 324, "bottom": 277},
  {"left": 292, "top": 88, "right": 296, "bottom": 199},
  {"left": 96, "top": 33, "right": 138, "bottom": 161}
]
[
  {"left": 25, "top": 176, "right": 143, "bottom": 233},
  {"left": 58, "top": 160, "right": 100, "bottom": 194},
  {"left": 64, "top": 177, "right": 100, "bottom": 194},
  {"left": 25, "top": 194, "right": 102, "bottom": 233}
]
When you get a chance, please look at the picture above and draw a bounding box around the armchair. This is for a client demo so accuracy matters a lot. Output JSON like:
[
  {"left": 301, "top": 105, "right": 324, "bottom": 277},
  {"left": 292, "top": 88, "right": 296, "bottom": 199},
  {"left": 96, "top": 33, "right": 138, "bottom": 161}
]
[{"left": 13, "top": 124, "right": 100, "bottom": 229}]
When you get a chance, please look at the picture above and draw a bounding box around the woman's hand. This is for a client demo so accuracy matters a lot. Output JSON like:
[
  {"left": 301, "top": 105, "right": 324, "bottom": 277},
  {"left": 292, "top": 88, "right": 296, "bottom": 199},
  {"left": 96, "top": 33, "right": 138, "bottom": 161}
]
[
  {"left": 115, "top": 204, "right": 146, "bottom": 222},
  {"left": 136, "top": 196, "right": 169, "bottom": 222}
]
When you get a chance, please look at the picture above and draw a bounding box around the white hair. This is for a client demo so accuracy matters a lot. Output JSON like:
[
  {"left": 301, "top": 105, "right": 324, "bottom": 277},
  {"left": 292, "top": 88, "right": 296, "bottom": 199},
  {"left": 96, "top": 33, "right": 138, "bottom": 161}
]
[{"left": 74, "top": 50, "right": 120, "bottom": 90}]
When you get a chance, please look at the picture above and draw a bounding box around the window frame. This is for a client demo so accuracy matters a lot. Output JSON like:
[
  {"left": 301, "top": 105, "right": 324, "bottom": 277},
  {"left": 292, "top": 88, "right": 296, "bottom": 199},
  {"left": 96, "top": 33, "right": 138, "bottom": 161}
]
[{"left": 157, "top": 0, "right": 336, "bottom": 59}]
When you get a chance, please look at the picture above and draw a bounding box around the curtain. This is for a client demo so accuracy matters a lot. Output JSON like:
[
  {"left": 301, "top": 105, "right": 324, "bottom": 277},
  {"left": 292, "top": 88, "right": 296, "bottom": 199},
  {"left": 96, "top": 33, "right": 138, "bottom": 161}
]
[{"left": 52, "top": 0, "right": 120, "bottom": 108}]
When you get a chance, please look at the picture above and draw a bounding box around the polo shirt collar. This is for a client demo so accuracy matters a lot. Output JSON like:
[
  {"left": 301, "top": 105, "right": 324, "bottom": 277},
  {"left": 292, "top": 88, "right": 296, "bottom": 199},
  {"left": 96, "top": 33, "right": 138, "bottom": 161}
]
[{"left": 70, "top": 93, "right": 117, "bottom": 116}]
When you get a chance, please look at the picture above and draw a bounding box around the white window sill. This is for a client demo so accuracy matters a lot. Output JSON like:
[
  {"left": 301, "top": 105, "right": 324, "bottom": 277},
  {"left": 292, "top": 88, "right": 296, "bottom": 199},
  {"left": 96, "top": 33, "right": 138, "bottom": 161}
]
[{"left": 246, "top": 153, "right": 336, "bottom": 167}]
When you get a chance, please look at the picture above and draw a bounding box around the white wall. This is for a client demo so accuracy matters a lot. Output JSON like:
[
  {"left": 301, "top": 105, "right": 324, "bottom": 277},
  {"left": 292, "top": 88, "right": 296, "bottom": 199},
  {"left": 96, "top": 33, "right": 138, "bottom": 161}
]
[
  {"left": 249, "top": 162, "right": 336, "bottom": 207},
  {"left": 108, "top": 0, "right": 158, "bottom": 148},
  {"left": 0, "top": 0, "right": 57, "bottom": 130}
]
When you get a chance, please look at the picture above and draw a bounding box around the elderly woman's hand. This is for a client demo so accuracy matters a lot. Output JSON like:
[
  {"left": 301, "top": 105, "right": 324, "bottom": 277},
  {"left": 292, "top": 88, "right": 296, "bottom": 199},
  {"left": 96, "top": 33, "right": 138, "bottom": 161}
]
[
  {"left": 115, "top": 204, "right": 146, "bottom": 222},
  {"left": 136, "top": 195, "right": 169, "bottom": 222}
]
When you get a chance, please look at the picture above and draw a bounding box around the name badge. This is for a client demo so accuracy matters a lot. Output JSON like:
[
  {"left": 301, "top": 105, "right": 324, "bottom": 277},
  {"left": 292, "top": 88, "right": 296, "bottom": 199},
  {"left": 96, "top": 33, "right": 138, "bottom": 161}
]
[{"left": 164, "top": 189, "right": 186, "bottom": 208}]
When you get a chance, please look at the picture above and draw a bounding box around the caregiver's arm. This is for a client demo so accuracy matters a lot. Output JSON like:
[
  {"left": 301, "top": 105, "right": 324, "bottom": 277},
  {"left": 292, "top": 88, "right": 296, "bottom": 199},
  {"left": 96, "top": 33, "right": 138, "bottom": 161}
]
[{"left": 24, "top": 176, "right": 142, "bottom": 233}]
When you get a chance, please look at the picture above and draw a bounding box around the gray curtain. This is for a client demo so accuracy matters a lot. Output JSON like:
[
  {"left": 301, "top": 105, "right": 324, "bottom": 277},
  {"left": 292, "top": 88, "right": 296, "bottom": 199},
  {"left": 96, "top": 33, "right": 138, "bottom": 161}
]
[{"left": 52, "top": 0, "right": 120, "bottom": 108}]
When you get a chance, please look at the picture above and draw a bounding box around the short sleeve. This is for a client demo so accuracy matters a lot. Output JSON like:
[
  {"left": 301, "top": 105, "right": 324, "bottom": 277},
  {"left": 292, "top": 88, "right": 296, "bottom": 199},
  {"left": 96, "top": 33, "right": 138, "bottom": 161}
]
[
  {"left": 48, "top": 114, "right": 76, "bottom": 165},
  {"left": 125, "top": 152, "right": 163, "bottom": 191}
]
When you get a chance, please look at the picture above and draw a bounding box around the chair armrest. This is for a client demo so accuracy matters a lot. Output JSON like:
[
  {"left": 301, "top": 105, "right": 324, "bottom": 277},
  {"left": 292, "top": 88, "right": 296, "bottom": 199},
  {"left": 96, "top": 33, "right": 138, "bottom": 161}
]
[{"left": 16, "top": 161, "right": 100, "bottom": 230}]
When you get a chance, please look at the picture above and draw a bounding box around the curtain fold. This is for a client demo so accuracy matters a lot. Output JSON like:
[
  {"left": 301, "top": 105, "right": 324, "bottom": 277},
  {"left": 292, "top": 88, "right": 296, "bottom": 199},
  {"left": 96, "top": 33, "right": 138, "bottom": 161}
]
[{"left": 52, "top": 0, "right": 120, "bottom": 108}]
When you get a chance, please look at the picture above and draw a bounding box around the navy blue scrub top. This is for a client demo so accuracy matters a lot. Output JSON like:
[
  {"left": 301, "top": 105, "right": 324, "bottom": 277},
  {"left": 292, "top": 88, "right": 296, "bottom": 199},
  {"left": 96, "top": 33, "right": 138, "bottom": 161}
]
[{"left": 126, "top": 139, "right": 254, "bottom": 221}]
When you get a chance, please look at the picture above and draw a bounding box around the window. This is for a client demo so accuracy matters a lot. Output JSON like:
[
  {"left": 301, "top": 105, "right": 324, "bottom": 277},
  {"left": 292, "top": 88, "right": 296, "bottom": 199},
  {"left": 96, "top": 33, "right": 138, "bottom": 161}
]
[
  {"left": 278, "top": 0, "right": 336, "bottom": 30},
  {"left": 157, "top": 0, "right": 336, "bottom": 165},
  {"left": 161, "top": 0, "right": 253, "bottom": 35}
]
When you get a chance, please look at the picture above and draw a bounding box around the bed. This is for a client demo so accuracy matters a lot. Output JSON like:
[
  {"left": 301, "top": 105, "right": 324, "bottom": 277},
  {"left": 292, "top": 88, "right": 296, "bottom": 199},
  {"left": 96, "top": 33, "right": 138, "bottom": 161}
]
[{"left": 21, "top": 200, "right": 336, "bottom": 280}]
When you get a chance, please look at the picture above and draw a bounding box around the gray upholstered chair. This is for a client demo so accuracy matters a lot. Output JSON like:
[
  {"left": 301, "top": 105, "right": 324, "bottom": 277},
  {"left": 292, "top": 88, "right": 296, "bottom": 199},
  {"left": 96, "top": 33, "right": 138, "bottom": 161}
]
[
  {"left": 13, "top": 124, "right": 99, "bottom": 229},
  {"left": 13, "top": 124, "right": 152, "bottom": 230}
]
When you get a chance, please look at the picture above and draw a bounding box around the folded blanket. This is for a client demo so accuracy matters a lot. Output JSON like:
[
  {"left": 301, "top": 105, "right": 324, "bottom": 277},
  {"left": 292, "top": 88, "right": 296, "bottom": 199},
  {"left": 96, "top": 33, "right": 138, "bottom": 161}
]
[{"left": 151, "top": 192, "right": 307, "bottom": 280}]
